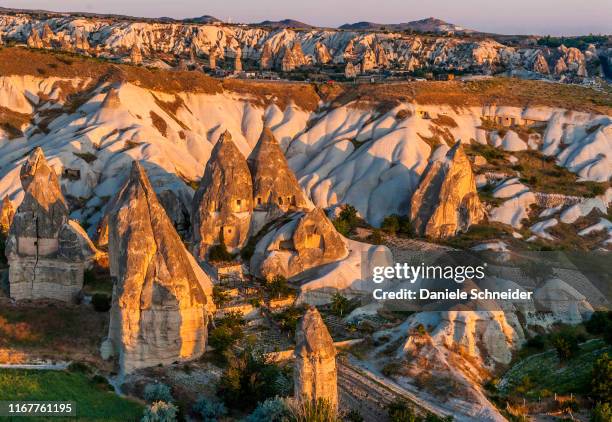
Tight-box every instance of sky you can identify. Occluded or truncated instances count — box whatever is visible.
[2,0,611,36]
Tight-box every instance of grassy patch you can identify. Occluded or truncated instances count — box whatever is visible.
[0,369,143,421]
[441,223,513,249]
[499,339,610,399]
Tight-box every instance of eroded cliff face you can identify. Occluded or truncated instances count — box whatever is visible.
[106,161,214,374]
[248,127,310,233]
[294,307,338,410]
[192,131,253,259]
[6,148,95,302]
[250,207,348,280]
[410,143,485,239]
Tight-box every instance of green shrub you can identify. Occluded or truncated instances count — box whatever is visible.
[245,397,292,422]
[591,353,611,403]
[333,204,359,236]
[591,402,612,422]
[585,311,612,339]
[218,348,290,411]
[192,397,227,422]
[267,275,291,299]
[381,215,400,235]
[388,399,418,422]
[330,293,354,317]
[208,243,233,262]
[550,329,580,361]
[289,398,338,422]
[367,229,384,245]
[344,409,365,422]
[141,401,178,422]
[143,383,174,404]
[91,293,111,312]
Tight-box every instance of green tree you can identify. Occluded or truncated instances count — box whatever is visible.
[268,275,291,299]
[550,328,580,361]
[591,353,612,403]
[330,293,351,317]
[591,402,612,422]
[388,400,418,422]
[381,215,400,235]
[141,401,177,422]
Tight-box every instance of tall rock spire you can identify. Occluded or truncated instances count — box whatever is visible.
[248,127,309,232]
[410,142,484,238]
[7,147,96,301]
[294,307,338,410]
[192,131,253,259]
[106,161,214,373]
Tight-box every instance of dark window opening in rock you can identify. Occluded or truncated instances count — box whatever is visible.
[278,197,283,205]
[290,195,296,206]
[279,239,294,250]
[62,168,81,180]
[237,199,242,207]
[257,197,262,205]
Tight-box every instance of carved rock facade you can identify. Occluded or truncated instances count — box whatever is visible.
[250,208,348,280]
[192,131,253,259]
[6,148,96,301]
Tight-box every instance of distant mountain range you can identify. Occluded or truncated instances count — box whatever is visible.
[256,19,315,29]
[339,17,474,33]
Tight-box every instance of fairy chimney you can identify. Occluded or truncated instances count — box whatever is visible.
[248,127,309,232]
[192,131,253,259]
[410,142,485,239]
[105,161,214,374]
[6,148,96,301]
[294,307,338,410]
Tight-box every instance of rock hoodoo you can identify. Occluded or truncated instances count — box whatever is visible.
[192,131,253,259]
[248,127,310,233]
[0,196,15,234]
[410,143,484,238]
[6,148,96,301]
[294,307,338,410]
[250,207,348,280]
[105,161,214,374]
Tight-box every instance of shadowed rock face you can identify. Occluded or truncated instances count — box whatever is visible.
[6,148,95,301]
[192,131,253,259]
[106,161,213,374]
[294,307,337,410]
[410,143,484,239]
[0,196,14,234]
[248,127,309,232]
[250,207,348,280]
[12,147,68,242]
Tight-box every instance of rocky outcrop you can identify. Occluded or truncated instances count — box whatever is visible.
[105,161,214,374]
[360,47,376,73]
[0,196,14,234]
[248,127,310,232]
[192,131,253,259]
[314,42,332,64]
[294,307,338,410]
[344,62,357,79]
[533,278,593,323]
[130,45,142,65]
[233,46,243,72]
[6,148,96,301]
[410,143,484,238]
[26,28,43,49]
[532,52,550,74]
[250,208,348,280]
[281,42,306,72]
[260,42,273,70]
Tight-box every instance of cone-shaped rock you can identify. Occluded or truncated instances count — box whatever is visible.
[192,131,253,259]
[6,147,95,301]
[248,127,309,232]
[294,307,338,410]
[250,207,347,280]
[0,196,15,234]
[106,161,214,374]
[410,143,484,239]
